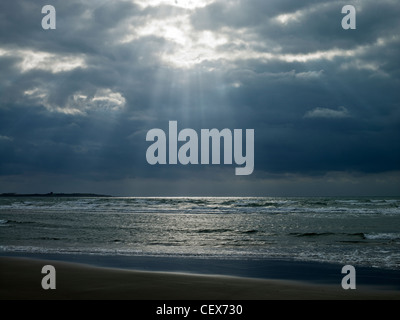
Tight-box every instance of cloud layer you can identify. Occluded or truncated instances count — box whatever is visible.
[0,0,399,195]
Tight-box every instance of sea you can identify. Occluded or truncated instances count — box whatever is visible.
[1,196,399,273]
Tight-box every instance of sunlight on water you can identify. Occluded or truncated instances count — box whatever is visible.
[0,196,399,269]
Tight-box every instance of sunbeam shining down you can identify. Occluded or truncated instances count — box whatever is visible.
[0,0,399,195]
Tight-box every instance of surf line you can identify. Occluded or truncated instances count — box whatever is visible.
[146,121,254,175]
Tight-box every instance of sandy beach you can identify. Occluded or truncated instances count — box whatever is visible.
[0,256,398,300]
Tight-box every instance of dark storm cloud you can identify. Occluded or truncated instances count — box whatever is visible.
[191,0,400,52]
[0,0,399,195]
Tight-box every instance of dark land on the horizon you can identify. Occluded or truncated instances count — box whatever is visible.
[0,192,112,197]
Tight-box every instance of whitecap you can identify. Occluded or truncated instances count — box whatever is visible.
[364,233,400,241]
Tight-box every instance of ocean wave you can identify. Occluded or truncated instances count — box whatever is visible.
[290,232,335,237]
[0,219,37,227]
[237,202,282,208]
[364,233,400,241]
[289,232,365,238]
[196,228,233,234]
[195,228,259,234]
[1,196,399,216]
[241,229,258,234]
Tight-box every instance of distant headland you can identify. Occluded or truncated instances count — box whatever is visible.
[0,192,112,197]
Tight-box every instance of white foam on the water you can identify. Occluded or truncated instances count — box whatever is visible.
[364,233,400,241]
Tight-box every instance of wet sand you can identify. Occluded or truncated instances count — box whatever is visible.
[1,257,398,300]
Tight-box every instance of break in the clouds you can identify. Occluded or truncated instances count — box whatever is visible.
[0,0,399,196]
[304,106,350,119]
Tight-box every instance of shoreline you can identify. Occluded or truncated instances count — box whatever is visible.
[1,255,399,300]
[2,252,400,288]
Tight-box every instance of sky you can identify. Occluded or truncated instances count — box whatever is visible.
[0,0,399,196]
